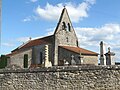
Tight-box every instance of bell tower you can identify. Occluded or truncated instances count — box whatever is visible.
[54,7,79,65]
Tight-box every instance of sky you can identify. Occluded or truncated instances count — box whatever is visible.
[1,0,120,62]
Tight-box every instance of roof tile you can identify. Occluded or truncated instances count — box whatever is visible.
[59,46,98,55]
[12,35,54,52]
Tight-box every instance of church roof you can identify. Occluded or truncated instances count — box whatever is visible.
[10,35,54,54]
[60,46,98,56]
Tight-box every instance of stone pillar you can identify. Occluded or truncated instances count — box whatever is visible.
[100,41,106,65]
[105,47,115,65]
[54,38,58,66]
[45,45,52,67]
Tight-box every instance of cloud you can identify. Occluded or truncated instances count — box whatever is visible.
[2,43,15,47]
[75,23,120,62]
[76,23,120,43]
[22,15,40,22]
[35,0,96,22]
[46,28,55,35]
[22,16,31,22]
[16,36,47,43]
[30,0,38,3]
[17,37,30,42]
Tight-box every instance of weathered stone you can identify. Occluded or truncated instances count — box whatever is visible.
[0,66,120,90]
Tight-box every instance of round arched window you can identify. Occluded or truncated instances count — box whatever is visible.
[62,22,66,30]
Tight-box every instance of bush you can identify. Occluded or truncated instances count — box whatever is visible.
[0,55,7,69]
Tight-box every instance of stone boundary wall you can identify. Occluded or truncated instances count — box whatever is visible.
[0,65,120,90]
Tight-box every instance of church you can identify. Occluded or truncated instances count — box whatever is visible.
[7,7,98,68]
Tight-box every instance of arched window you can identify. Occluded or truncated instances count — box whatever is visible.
[24,54,28,68]
[67,23,71,31]
[62,22,66,30]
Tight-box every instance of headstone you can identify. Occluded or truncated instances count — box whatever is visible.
[64,59,69,65]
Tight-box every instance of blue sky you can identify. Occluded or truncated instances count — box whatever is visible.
[1,0,120,62]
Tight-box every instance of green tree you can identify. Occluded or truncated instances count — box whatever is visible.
[0,55,8,69]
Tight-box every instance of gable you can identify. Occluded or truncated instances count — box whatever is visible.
[54,7,78,47]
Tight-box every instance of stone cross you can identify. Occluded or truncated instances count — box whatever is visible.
[108,47,110,52]
[29,37,32,40]
[105,47,115,65]
[71,55,74,60]
[71,55,76,65]
[79,52,83,59]
[79,52,83,64]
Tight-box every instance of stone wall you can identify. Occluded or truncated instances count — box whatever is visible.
[32,44,46,64]
[82,55,98,65]
[0,65,120,90]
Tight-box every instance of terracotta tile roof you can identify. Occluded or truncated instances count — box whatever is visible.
[6,35,54,56]
[59,46,98,55]
[12,35,54,52]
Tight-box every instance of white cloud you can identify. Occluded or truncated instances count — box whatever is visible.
[2,43,15,47]
[22,15,40,22]
[76,23,120,42]
[30,0,38,3]
[22,16,31,22]
[16,36,47,43]
[46,28,55,35]
[75,23,120,62]
[35,0,96,22]
[17,37,30,42]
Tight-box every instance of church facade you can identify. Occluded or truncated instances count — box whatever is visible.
[7,8,98,68]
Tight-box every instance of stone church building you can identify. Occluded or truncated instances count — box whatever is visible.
[7,7,98,68]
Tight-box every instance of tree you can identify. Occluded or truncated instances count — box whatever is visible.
[0,55,7,69]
